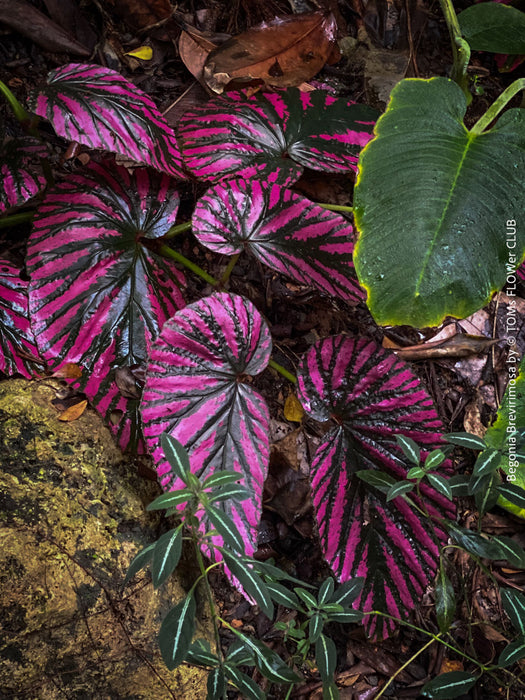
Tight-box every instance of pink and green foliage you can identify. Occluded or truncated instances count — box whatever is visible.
[297,336,455,638]
[141,292,272,555]
[26,159,186,448]
[178,88,376,184]
[0,138,48,213]
[0,260,41,377]
[29,63,185,179]
[192,178,365,303]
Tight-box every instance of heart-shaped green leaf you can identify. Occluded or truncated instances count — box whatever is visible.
[354,77,525,328]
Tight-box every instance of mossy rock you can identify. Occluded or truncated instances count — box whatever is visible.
[0,379,212,699]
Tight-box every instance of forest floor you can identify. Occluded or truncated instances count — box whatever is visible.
[1,0,525,698]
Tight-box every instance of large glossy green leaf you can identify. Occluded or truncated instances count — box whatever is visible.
[354,77,525,328]
[458,3,525,54]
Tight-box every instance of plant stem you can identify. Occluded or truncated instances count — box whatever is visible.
[317,203,353,213]
[438,0,471,101]
[0,211,34,229]
[374,635,439,698]
[0,80,31,123]
[190,526,226,696]
[220,253,240,285]
[268,359,297,384]
[164,221,192,239]
[155,242,219,286]
[471,79,525,134]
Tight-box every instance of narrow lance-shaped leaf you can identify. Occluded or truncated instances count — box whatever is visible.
[178,88,376,183]
[158,591,196,670]
[26,161,186,449]
[297,335,455,638]
[0,260,41,378]
[151,525,183,588]
[141,292,272,557]
[435,562,456,633]
[193,178,364,304]
[0,138,48,213]
[29,63,185,178]
[421,671,478,699]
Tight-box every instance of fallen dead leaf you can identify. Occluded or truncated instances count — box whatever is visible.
[178,27,220,81]
[202,11,338,94]
[439,658,463,673]
[284,393,304,423]
[389,334,502,361]
[58,399,88,422]
[51,362,83,379]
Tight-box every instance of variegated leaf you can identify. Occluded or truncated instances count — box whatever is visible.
[0,138,48,213]
[26,160,186,449]
[178,88,376,183]
[0,260,41,377]
[297,335,455,639]
[192,178,364,303]
[29,63,185,178]
[141,292,272,555]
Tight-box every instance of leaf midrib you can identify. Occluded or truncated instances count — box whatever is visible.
[414,130,475,297]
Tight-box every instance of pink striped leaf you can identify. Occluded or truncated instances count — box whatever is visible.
[0,260,41,378]
[0,138,48,213]
[29,63,185,178]
[178,88,376,183]
[141,292,272,555]
[192,178,364,303]
[297,336,455,639]
[26,160,186,449]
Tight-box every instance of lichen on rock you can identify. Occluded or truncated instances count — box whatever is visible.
[0,378,212,699]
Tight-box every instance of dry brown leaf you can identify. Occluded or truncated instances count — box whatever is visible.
[178,29,219,81]
[106,0,171,31]
[284,393,304,423]
[51,362,83,379]
[203,11,338,94]
[391,334,501,361]
[58,399,88,422]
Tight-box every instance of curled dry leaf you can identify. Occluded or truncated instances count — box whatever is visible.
[203,11,338,94]
[178,28,219,81]
[386,333,502,361]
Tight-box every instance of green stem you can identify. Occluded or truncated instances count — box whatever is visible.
[164,221,192,239]
[190,526,225,695]
[471,78,525,134]
[220,253,241,285]
[0,80,31,123]
[268,359,297,385]
[438,0,471,101]
[0,211,34,229]
[374,634,439,698]
[316,203,353,213]
[155,242,219,286]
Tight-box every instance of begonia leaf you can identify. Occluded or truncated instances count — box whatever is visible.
[192,178,364,303]
[0,138,48,213]
[26,160,186,449]
[178,88,376,183]
[29,63,185,178]
[141,292,272,556]
[297,335,455,638]
[0,260,41,378]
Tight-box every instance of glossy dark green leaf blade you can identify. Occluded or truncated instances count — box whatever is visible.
[221,551,273,618]
[329,579,365,608]
[161,432,191,483]
[224,664,265,700]
[206,504,245,553]
[158,591,196,670]
[492,536,525,568]
[444,433,487,450]
[458,3,525,54]
[186,639,219,667]
[386,481,415,502]
[426,473,453,501]
[265,582,301,610]
[309,613,324,643]
[496,482,525,510]
[318,578,336,605]
[354,77,525,327]
[147,489,193,511]
[395,435,421,465]
[207,667,226,699]
[447,523,504,560]
[435,563,456,633]
[152,526,183,587]
[498,638,525,668]
[123,543,155,586]
[315,634,337,683]
[421,671,478,698]
[234,635,301,684]
[501,588,525,635]
[472,448,501,478]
